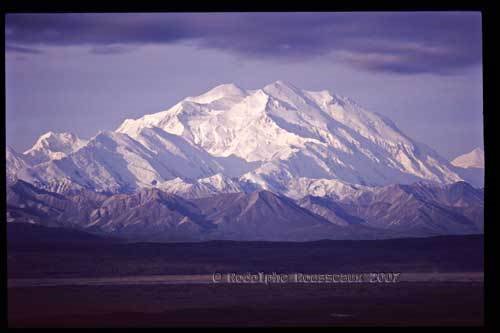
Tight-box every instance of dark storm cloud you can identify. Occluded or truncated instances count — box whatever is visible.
[5,12,482,75]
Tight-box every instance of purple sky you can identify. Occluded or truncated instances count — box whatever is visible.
[5,12,483,159]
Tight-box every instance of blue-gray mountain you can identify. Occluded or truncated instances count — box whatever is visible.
[7,179,482,241]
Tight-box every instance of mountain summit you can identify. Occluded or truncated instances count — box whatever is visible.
[451,147,484,169]
[23,131,87,165]
[9,81,466,196]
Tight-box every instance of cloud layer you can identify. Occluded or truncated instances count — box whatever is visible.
[6,12,482,75]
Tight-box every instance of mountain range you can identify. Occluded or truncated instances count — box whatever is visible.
[6,81,484,241]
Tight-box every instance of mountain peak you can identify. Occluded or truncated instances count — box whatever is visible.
[263,80,301,95]
[471,147,484,154]
[12,81,467,196]
[451,147,484,169]
[23,131,87,165]
[212,82,243,92]
[7,145,30,181]
[265,80,297,89]
[32,131,76,144]
[204,83,245,96]
[186,83,246,105]
[38,130,56,139]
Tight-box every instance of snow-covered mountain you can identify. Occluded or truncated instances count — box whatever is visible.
[23,131,87,165]
[157,174,243,199]
[8,81,466,198]
[6,146,30,183]
[116,81,462,192]
[451,148,484,169]
[449,148,484,188]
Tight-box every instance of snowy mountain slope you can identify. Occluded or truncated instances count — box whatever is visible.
[16,130,234,193]
[6,146,31,182]
[157,173,242,199]
[13,126,257,194]
[451,147,484,169]
[449,148,484,187]
[17,131,170,193]
[23,131,87,165]
[10,81,466,198]
[117,81,462,190]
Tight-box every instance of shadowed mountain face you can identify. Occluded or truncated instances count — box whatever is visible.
[7,180,483,242]
[7,180,108,229]
[191,191,357,241]
[298,195,367,227]
[6,182,357,241]
[308,182,484,237]
[85,188,211,241]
